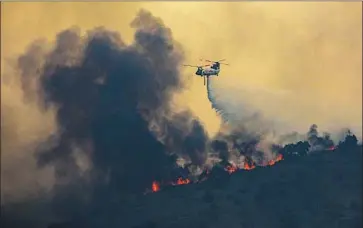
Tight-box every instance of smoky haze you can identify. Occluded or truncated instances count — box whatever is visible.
[143,2,362,138]
[4,2,361,138]
[1,2,362,227]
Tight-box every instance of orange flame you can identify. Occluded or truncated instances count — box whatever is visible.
[243,161,256,170]
[151,181,160,192]
[149,153,287,193]
[224,164,238,174]
[267,154,284,166]
[172,177,191,186]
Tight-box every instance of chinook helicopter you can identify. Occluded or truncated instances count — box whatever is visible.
[183,59,229,86]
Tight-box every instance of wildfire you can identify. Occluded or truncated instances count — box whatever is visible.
[267,154,284,166]
[243,161,256,170]
[151,181,160,192]
[225,164,238,174]
[172,177,191,185]
[146,145,341,194]
[149,153,286,193]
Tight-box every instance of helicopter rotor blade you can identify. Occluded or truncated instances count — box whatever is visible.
[200,58,227,63]
[183,64,198,67]
[200,58,213,63]
[220,63,229,65]
[183,64,210,68]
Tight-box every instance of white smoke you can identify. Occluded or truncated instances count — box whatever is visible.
[206,77,229,123]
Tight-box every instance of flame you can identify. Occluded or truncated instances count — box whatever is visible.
[243,161,256,170]
[267,154,284,166]
[224,164,238,174]
[151,181,160,192]
[172,177,191,185]
[149,153,287,193]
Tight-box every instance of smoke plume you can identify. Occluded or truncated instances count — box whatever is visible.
[1,9,210,223]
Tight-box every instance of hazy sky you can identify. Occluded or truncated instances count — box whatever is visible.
[1,1,362,205]
[2,2,362,137]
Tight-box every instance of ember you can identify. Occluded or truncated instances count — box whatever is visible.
[151,181,160,192]
[224,164,238,174]
[172,177,191,185]
[267,154,284,166]
[243,161,256,170]
[243,157,256,170]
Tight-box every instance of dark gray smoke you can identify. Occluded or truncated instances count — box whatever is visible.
[306,124,334,152]
[154,110,208,166]
[3,9,209,224]
[210,123,349,166]
[209,123,269,166]
[211,140,229,162]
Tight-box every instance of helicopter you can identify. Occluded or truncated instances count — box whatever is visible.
[183,59,229,86]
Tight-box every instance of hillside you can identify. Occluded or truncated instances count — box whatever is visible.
[41,145,361,228]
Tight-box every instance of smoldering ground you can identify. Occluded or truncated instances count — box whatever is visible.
[1,9,210,225]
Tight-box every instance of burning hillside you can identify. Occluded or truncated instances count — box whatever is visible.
[148,153,284,193]
[25,138,362,228]
[146,129,347,195]
[143,121,349,195]
[1,8,362,228]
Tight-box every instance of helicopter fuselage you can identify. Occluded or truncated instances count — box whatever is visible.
[184,59,227,86]
[195,67,220,77]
